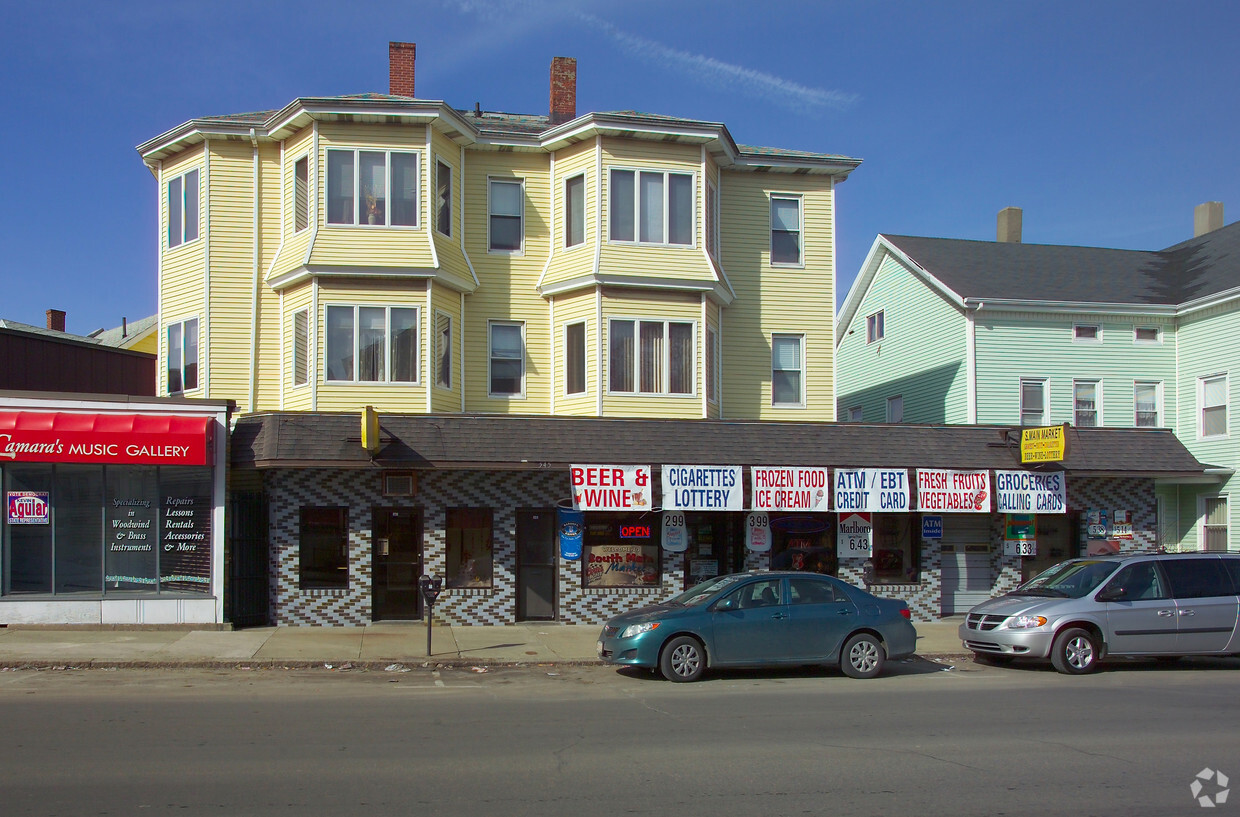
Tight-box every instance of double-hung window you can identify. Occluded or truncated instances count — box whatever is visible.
[327,149,418,227]
[565,322,586,395]
[1134,381,1160,427]
[1201,497,1229,552]
[293,156,309,233]
[770,195,802,266]
[565,174,585,248]
[866,311,885,344]
[771,333,804,407]
[1020,379,1047,425]
[1074,380,1100,427]
[609,169,693,245]
[325,305,418,383]
[489,179,523,252]
[436,160,452,236]
[166,318,199,394]
[1200,374,1228,438]
[886,395,904,423]
[489,322,525,397]
[292,309,309,387]
[435,312,452,389]
[1073,324,1102,343]
[609,319,694,395]
[167,168,199,248]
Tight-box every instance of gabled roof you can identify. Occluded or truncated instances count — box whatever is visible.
[87,314,158,349]
[839,219,1240,341]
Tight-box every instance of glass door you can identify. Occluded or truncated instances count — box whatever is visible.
[372,508,422,620]
[516,509,556,621]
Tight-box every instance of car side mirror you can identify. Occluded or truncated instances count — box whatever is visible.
[714,597,738,612]
[1096,586,1125,603]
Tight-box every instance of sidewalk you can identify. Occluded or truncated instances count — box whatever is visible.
[0,620,968,669]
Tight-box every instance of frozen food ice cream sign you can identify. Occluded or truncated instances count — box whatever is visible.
[7,491,50,525]
[750,467,830,512]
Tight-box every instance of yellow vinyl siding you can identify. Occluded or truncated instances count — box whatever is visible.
[553,289,597,415]
[204,139,260,410]
[430,281,461,413]
[314,279,429,413]
[430,131,471,286]
[307,123,439,274]
[541,139,596,288]
[719,172,835,421]
[706,300,721,419]
[271,126,315,280]
[159,146,207,397]
[253,141,284,411]
[463,151,551,414]
[281,282,314,412]
[600,289,702,418]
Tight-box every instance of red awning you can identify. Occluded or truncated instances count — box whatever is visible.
[0,412,214,466]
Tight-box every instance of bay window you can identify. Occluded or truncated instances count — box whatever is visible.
[167,168,199,248]
[167,318,199,394]
[327,148,418,227]
[325,305,418,383]
[609,169,694,246]
[608,319,694,395]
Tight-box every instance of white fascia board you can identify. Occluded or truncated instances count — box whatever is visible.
[539,273,733,303]
[137,121,259,161]
[963,298,1177,317]
[1176,286,1240,317]
[267,265,464,292]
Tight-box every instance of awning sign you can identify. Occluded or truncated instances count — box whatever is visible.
[7,491,49,525]
[916,469,991,513]
[833,468,909,512]
[661,465,743,511]
[994,470,1067,514]
[750,467,829,512]
[570,465,651,511]
[838,512,873,558]
[0,412,214,466]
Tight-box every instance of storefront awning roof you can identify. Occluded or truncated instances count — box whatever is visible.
[230,414,1214,479]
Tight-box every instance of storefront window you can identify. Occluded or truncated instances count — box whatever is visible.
[872,513,920,584]
[105,466,158,591]
[158,468,213,592]
[57,465,103,592]
[583,514,661,588]
[299,507,349,589]
[446,508,493,588]
[683,514,741,588]
[769,514,836,575]
[5,464,53,593]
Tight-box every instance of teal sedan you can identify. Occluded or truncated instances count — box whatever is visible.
[596,571,917,682]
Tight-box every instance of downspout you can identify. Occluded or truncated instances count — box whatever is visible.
[203,138,211,396]
[701,293,708,418]
[966,301,982,424]
[311,278,319,411]
[594,135,603,416]
[550,296,556,414]
[828,175,836,420]
[155,159,164,395]
[460,291,465,412]
[595,286,603,416]
[248,128,260,414]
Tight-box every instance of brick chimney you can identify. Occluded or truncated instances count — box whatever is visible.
[389,42,416,97]
[550,56,577,125]
[46,309,66,333]
[1194,201,1224,237]
[997,206,1022,243]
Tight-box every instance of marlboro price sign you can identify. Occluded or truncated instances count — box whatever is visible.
[916,469,991,513]
[838,512,872,558]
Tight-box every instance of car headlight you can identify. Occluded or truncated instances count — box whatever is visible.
[1006,615,1048,629]
[621,622,660,639]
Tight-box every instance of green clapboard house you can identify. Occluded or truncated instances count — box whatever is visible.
[836,204,1237,555]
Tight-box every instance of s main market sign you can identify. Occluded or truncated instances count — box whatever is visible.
[0,412,214,466]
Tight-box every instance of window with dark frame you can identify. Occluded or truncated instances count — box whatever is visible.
[446,508,494,588]
[299,507,349,589]
[167,318,199,394]
[566,321,586,395]
[167,168,199,248]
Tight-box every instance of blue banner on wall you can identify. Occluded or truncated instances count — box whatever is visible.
[558,507,584,561]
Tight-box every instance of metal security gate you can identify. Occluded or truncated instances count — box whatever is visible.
[227,491,270,628]
[940,515,994,616]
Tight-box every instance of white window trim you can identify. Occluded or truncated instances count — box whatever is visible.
[1073,379,1103,427]
[325,147,421,229]
[1019,377,1049,426]
[1072,323,1103,344]
[706,178,720,260]
[606,317,699,397]
[1198,373,1230,439]
[564,320,588,397]
[1133,324,1162,345]
[769,193,804,269]
[706,324,719,405]
[166,167,200,250]
[434,309,453,390]
[291,308,310,388]
[165,315,201,395]
[1198,494,1229,553]
[771,332,806,408]
[488,320,527,399]
[292,154,310,235]
[564,172,587,250]
[886,395,903,423]
[866,310,885,345]
[1133,380,1162,428]
[848,406,863,422]
[606,167,697,248]
[323,304,420,385]
[435,157,453,238]
[487,176,525,255]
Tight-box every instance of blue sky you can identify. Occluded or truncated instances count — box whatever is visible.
[3,0,1238,335]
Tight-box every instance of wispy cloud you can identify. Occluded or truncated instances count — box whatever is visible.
[441,0,858,114]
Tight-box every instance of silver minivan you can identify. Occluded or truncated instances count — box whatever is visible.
[959,553,1240,674]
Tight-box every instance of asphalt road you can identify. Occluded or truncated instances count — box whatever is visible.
[1,656,1236,816]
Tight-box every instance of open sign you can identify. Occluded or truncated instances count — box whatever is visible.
[7,491,50,525]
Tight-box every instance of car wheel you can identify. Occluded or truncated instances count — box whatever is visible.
[973,653,1015,666]
[1050,627,1100,675]
[659,636,705,682]
[841,633,886,679]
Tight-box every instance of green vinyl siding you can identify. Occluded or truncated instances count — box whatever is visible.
[974,313,1178,427]
[835,252,968,424]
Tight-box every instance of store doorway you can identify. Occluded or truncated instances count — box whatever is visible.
[1021,513,1077,583]
[372,508,422,620]
[516,509,557,621]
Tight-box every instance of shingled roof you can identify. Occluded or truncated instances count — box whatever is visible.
[232,413,1213,477]
[881,219,1240,307]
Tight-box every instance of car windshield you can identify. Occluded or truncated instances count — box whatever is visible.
[1015,560,1119,599]
[666,574,747,606]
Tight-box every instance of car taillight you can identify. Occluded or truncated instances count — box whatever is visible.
[900,609,911,620]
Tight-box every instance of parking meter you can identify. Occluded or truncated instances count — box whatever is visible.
[418,574,442,657]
